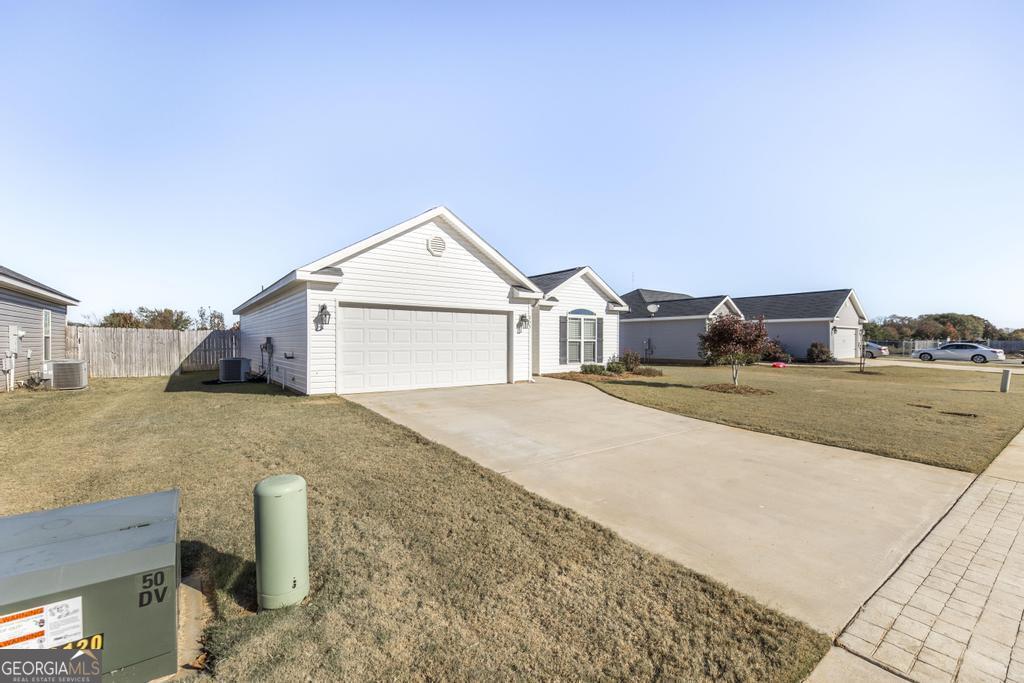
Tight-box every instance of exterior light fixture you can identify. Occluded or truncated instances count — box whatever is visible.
[314,304,331,331]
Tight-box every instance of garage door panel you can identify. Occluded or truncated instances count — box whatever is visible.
[338,305,508,393]
[833,329,857,359]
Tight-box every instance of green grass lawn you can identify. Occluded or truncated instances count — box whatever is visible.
[0,373,827,681]
[574,364,1024,473]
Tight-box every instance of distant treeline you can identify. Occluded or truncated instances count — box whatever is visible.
[864,313,1024,342]
[74,306,238,332]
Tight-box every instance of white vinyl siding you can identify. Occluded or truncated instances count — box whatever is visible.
[307,284,337,395]
[244,218,533,395]
[308,220,531,393]
[536,273,619,374]
[239,287,308,393]
[0,289,67,391]
[330,220,524,311]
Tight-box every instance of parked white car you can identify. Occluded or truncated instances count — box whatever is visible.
[863,342,889,358]
[912,343,1006,364]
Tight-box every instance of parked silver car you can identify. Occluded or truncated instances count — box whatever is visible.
[863,342,889,358]
[912,343,1006,364]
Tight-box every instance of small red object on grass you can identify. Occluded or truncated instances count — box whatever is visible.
[771,362,787,368]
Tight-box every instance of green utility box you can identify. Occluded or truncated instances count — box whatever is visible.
[0,490,179,681]
[254,474,309,610]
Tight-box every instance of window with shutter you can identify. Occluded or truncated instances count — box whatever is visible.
[566,315,597,364]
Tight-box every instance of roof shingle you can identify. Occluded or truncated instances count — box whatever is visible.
[732,289,853,320]
[0,265,78,303]
[528,267,585,294]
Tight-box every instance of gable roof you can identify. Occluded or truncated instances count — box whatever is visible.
[732,289,865,321]
[622,293,739,320]
[0,265,78,305]
[235,206,542,314]
[528,267,585,295]
[528,266,628,310]
[623,288,694,303]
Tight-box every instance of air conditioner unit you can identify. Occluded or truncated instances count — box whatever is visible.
[50,359,89,390]
[219,357,251,383]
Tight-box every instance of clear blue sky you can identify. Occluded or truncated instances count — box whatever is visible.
[2,2,1021,327]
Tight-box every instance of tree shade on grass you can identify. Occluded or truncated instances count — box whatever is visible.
[0,373,829,681]
[576,364,1024,473]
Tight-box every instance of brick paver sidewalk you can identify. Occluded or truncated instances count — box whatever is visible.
[840,474,1024,682]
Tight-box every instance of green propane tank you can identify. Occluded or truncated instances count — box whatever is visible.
[254,474,309,609]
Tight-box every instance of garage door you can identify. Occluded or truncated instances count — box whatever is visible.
[337,306,508,393]
[833,328,858,359]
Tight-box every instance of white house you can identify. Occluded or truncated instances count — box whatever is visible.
[528,267,629,374]
[234,207,626,394]
[618,289,743,361]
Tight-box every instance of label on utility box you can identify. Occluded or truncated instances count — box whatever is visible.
[0,597,83,649]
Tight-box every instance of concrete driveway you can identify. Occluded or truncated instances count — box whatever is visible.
[350,378,973,634]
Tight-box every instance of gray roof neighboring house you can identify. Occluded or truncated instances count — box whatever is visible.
[628,288,694,303]
[732,289,856,321]
[528,267,585,295]
[621,292,733,320]
[0,265,78,304]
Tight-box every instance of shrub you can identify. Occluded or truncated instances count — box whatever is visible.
[620,350,642,372]
[698,315,771,385]
[606,361,626,375]
[806,342,833,363]
[580,364,606,375]
[633,366,663,377]
[762,340,792,363]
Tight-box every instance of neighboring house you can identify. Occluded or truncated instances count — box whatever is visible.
[234,207,625,395]
[0,266,79,392]
[619,289,743,361]
[731,289,867,360]
[528,267,629,374]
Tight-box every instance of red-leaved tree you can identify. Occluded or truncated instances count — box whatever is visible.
[699,315,771,386]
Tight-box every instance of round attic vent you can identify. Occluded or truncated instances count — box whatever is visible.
[426,235,446,257]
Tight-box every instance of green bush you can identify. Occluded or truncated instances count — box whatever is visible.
[620,350,642,372]
[806,342,833,363]
[580,364,607,375]
[633,366,664,377]
[606,361,626,374]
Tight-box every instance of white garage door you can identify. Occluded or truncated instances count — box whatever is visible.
[833,328,858,359]
[337,306,508,393]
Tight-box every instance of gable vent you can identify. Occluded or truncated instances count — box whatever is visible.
[426,235,446,257]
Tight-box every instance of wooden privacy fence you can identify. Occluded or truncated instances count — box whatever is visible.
[65,327,240,377]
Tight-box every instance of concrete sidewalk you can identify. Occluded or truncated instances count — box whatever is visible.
[351,378,972,635]
[838,429,1024,682]
[867,358,1024,375]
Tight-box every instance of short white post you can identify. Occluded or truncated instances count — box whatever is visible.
[1002,369,1012,393]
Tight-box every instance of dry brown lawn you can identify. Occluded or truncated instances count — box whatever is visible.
[0,373,828,681]
[570,364,1024,473]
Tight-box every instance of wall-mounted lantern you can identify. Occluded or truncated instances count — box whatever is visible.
[517,313,531,332]
[314,304,331,331]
